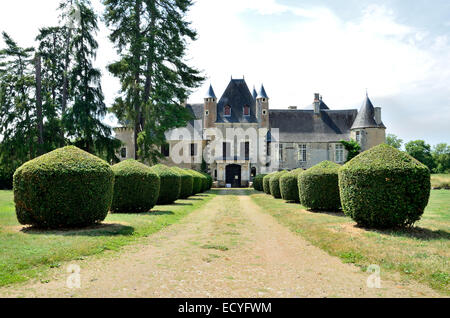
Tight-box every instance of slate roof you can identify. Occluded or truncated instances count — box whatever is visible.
[269,109,358,142]
[351,95,385,129]
[303,100,330,111]
[205,84,217,99]
[257,84,269,99]
[216,79,258,123]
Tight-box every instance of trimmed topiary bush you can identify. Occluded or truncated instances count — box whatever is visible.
[339,144,431,228]
[111,160,160,213]
[269,170,288,199]
[185,169,203,195]
[280,168,303,202]
[172,167,194,199]
[201,172,213,191]
[150,164,181,204]
[263,173,275,194]
[13,146,114,229]
[298,161,341,211]
[253,174,267,191]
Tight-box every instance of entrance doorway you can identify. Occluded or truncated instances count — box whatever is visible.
[226,164,241,188]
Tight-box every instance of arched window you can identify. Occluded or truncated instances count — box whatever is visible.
[244,105,250,116]
[224,105,231,117]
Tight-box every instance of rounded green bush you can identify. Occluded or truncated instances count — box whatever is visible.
[111,160,160,213]
[253,174,267,191]
[150,164,181,204]
[280,169,303,202]
[185,169,203,194]
[201,172,213,191]
[298,161,341,211]
[13,146,114,229]
[269,171,288,199]
[263,173,275,194]
[339,144,431,228]
[171,167,194,199]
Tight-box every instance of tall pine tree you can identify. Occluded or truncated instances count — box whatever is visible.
[63,0,120,161]
[103,0,204,162]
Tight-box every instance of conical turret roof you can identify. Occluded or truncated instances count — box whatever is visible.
[205,84,216,99]
[351,95,379,129]
[257,84,269,99]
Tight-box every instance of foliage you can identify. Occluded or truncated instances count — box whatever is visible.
[339,144,430,228]
[252,174,267,191]
[263,173,275,195]
[386,133,403,150]
[63,1,120,161]
[405,140,435,171]
[201,172,213,191]
[340,139,361,162]
[103,0,204,162]
[111,159,160,213]
[150,164,181,204]
[298,161,341,211]
[0,167,14,190]
[171,166,194,199]
[280,169,303,202]
[185,169,205,195]
[269,171,288,199]
[13,146,114,228]
[432,143,450,174]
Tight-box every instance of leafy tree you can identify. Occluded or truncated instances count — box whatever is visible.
[0,32,36,172]
[386,133,403,150]
[432,143,450,173]
[63,0,120,161]
[103,0,204,163]
[340,139,361,162]
[405,140,435,171]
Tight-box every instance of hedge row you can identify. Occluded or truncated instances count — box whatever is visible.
[253,174,266,191]
[252,144,431,229]
[13,146,212,229]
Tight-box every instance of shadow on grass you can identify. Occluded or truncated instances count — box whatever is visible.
[21,223,135,237]
[171,202,193,206]
[307,209,348,218]
[360,225,450,241]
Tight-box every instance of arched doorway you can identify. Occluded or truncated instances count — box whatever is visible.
[226,164,241,188]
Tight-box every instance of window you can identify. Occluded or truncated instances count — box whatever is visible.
[214,169,217,180]
[298,144,307,162]
[120,147,127,159]
[244,141,250,160]
[161,144,170,157]
[224,105,231,117]
[190,143,197,156]
[355,131,361,143]
[223,142,231,159]
[267,141,271,156]
[205,110,209,116]
[335,144,344,163]
[279,144,284,162]
[262,109,267,116]
[244,105,250,116]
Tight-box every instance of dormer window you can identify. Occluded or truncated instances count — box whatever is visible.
[244,105,250,116]
[224,105,231,117]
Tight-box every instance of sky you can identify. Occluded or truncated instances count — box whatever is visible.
[0,0,449,146]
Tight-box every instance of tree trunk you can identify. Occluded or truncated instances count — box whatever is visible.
[133,0,143,160]
[35,54,44,153]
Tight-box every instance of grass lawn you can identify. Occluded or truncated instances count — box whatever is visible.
[251,189,450,295]
[0,190,215,287]
[431,174,450,189]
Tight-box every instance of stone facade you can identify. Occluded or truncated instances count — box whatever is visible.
[114,78,386,187]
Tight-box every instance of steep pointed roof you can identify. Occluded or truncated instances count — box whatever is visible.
[257,84,269,99]
[351,95,379,129]
[216,78,257,123]
[252,86,258,100]
[205,84,216,99]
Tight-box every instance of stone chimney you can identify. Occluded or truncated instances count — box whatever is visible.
[314,93,320,115]
[374,107,382,125]
[288,106,297,110]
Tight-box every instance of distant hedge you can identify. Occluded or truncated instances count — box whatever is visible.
[263,173,275,194]
[150,164,181,204]
[185,169,203,195]
[111,160,160,213]
[298,161,341,211]
[280,168,303,202]
[269,171,288,199]
[253,174,267,191]
[339,144,431,228]
[171,167,194,199]
[13,146,114,229]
